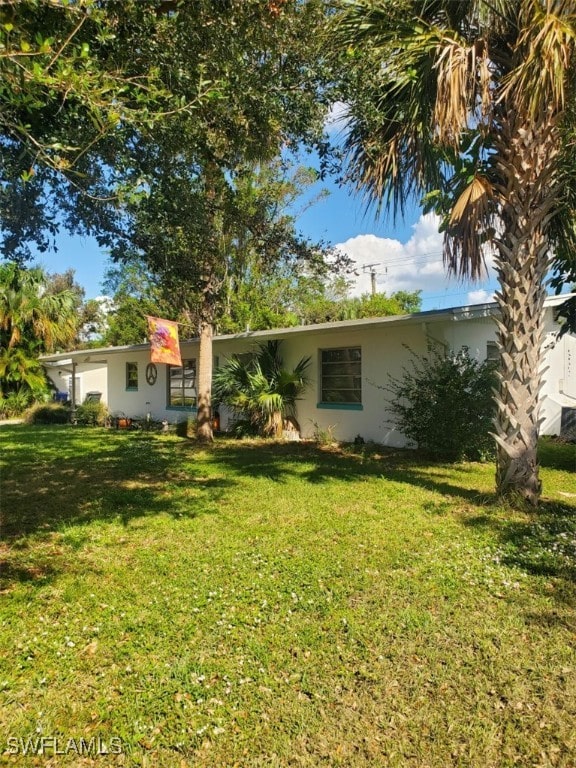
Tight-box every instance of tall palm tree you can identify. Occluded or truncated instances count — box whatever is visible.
[0,264,78,406]
[0,264,77,352]
[332,0,576,505]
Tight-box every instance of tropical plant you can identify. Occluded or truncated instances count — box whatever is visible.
[332,0,576,504]
[0,264,78,353]
[0,264,78,408]
[385,346,497,461]
[0,347,48,398]
[0,389,35,418]
[213,341,311,437]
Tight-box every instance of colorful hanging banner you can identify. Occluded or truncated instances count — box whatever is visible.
[146,315,182,367]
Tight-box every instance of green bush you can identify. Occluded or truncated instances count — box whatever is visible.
[74,401,108,426]
[24,402,71,425]
[386,345,497,461]
[0,390,35,418]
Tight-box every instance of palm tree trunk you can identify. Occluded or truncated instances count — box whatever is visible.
[493,111,559,505]
[196,318,214,442]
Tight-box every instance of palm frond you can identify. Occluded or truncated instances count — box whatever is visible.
[500,0,576,117]
[445,174,496,280]
[434,34,492,144]
[213,341,310,437]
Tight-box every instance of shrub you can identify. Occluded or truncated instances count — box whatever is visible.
[386,345,497,461]
[0,390,34,418]
[24,402,71,425]
[74,401,108,426]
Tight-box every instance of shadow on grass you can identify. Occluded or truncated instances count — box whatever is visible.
[462,500,576,599]
[1,427,234,589]
[206,439,488,503]
[2,428,233,537]
[207,439,576,601]
[1,427,573,598]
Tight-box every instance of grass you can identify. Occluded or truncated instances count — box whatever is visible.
[0,426,575,767]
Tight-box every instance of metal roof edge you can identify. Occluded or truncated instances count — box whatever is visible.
[39,293,575,362]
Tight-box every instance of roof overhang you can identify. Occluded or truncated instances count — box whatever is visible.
[39,293,574,364]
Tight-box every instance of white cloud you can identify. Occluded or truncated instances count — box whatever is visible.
[466,288,495,305]
[334,213,497,307]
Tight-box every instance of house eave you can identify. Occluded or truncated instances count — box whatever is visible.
[38,293,575,363]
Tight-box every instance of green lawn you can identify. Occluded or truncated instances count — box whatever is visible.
[1,426,575,767]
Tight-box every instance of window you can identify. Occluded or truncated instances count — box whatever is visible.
[168,359,197,408]
[319,347,362,407]
[126,362,138,390]
[486,341,499,363]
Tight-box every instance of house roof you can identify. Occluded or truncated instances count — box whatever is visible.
[39,293,574,364]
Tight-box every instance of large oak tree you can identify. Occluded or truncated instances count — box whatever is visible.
[107,0,341,441]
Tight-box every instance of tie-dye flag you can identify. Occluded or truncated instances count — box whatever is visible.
[146,316,182,367]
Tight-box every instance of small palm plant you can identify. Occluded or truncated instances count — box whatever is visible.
[213,340,310,437]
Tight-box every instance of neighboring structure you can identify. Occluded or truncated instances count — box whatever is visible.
[41,295,576,445]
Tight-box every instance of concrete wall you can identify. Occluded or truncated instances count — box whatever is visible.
[266,323,428,445]
[106,348,169,420]
[104,322,429,445]
[432,305,575,437]
[539,331,576,435]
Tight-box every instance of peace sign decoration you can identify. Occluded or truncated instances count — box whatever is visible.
[145,363,158,386]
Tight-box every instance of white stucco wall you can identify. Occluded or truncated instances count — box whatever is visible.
[106,348,185,421]
[103,323,429,445]
[539,331,576,435]
[427,306,576,437]
[260,323,428,445]
[48,297,575,443]
[45,362,108,405]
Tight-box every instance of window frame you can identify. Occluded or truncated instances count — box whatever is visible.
[166,358,197,411]
[125,362,138,391]
[317,346,363,411]
[486,341,499,363]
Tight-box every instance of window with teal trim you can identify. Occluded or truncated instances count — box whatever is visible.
[126,362,138,390]
[168,359,197,408]
[320,347,362,405]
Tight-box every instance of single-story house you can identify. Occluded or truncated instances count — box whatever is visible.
[40,294,576,445]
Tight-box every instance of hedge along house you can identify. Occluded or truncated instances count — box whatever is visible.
[40,294,576,445]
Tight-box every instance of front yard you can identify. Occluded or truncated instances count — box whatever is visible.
[1,426,575,766]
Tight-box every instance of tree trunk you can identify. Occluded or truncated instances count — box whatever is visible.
[493,111,559,505]
[195,160,225,443]
[196,318,214,442]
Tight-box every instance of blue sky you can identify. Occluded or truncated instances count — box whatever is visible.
[34,179,499,313]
